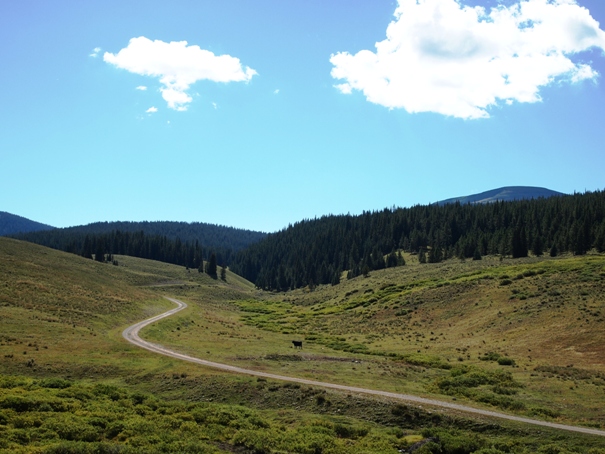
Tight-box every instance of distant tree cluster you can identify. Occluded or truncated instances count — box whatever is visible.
[17,229,223,271]
[13,221,267,268]
[230,190,605,291]
[48,220,266,252]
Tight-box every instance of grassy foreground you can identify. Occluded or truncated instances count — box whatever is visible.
[1,237,605,453]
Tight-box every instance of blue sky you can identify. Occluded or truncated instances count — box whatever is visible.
[1,0,604,233]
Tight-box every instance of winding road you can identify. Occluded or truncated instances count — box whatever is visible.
[123,297,605,437]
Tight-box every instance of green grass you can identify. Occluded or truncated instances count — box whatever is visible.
[2,238,605,452]
[143,253,605,426]
[3,373,605,454]
[0,374,415,453]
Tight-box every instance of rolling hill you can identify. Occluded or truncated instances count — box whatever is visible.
[436,186,565,205]
[2,237,605,452]
[0,211,54,236]
[11,219,268,268]
[231,190,605,291]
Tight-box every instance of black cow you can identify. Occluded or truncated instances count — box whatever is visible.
[292,340,303,349]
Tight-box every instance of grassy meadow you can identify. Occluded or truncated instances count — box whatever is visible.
[2,237,605,453]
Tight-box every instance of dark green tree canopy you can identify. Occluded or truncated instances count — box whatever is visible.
[231,190,605,290]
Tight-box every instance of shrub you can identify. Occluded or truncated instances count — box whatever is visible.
[37,378,72,389]
[42,441,123,454]
[334,423,369,439]
[492,385,517,396]
[497,357,515,366]
[530,407,561,418]
[480,352,501,362]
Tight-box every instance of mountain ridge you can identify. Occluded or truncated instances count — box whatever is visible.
[0,211,54,236]
[436,186,565,206]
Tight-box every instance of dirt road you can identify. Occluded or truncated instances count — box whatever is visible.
[123,297,605,437]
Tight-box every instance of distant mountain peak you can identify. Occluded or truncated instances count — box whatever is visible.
[436,186,565,206]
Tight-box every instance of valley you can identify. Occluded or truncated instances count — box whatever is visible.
[2,237,605,452]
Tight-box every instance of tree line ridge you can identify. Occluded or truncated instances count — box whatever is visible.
[229,190,605,291]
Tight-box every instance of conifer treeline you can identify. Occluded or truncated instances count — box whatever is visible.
[230,191,605,291]
[50,221,266,252]
[15,230,230,269]
[13,221,267,268]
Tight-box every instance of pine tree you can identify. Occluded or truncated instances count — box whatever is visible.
[277,265,288,291]
[511,225,528,258]
[531,234,543,257]
[206,253,218,279]
[595,222,605,253]
[94,241,105,262]
[220,264,227,281]
[397,251,406,266]
[386,251,398,268]
[572,218,590,255]
[362,263,370,277]
[550,243,558,257]
[418,249,427,264]
[331,270,341,286]
[81,235,93,260]
[428,245,442,263]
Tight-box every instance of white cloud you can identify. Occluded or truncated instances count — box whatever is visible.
[212,102,218,109]
[273,89,280,94]
[89,47,101,58]
[104,36,257,111]
[136,85,148,91]
[330,0,605,119]
[146,106,158,113]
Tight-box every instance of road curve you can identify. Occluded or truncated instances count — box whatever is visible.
[123,297,605,438]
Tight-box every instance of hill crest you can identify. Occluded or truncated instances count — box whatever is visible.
[435,186,565,206]
[0,211,54,236]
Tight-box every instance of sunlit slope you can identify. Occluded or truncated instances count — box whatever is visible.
[278,255,605,370]
[259,255,605,425]
[0,237,254,378]
[144,253,605,426]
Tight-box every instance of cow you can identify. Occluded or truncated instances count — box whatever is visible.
[292,340,303,349]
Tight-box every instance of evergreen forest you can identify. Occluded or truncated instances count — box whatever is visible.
[12,221,266,269]
[230,190,605,291]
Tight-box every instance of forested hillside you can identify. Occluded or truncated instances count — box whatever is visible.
[231,190,605,291]
[13,221,266,268]
[0,211,54,236]
[51,221,267,250]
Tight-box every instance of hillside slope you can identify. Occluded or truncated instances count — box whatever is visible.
[0,211,54,236]
[2,238,605,452]
[0,237,254,379]
[12,220,268,268]
[226,254,605,427]
[55,220,267,250]
[231,190,605,290]
[436,186,565,205]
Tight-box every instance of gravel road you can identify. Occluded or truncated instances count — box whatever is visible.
[123,297,605,437]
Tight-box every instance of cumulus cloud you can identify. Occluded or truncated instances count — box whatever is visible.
[146,106,158,113]
[104,36,257,111]
[136,85,147,91]
[89,47,101,58]
[330,0,605,119]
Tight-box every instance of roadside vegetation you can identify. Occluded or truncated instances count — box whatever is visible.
[2,237,605,452]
